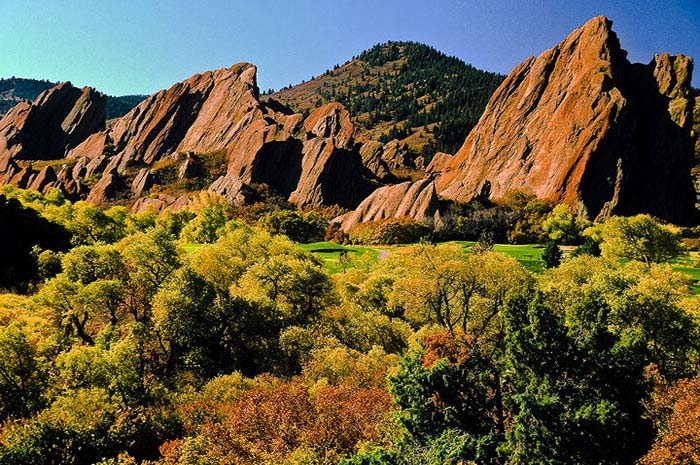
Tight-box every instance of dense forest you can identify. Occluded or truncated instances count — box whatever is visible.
[0,185,698,465]
[0,77,146,119]
[270,42,504,157]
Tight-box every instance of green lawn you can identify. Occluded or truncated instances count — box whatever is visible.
[670,254,700,294]
[298,240,548,274]
[298,242,380,273]
[446,241,546,272]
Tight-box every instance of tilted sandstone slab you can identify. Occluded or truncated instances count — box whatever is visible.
[429,16,696,223]
[70,64,264,166]
[214,101,371,209]
[360,139,415,182]
[333,179,442,232]
[0,82,105,171]
[62,66,373,208]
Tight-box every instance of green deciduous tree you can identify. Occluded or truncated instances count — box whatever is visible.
[117,228,181,323]
[384,244,531,339]
[180,204,227,244]
[592,214,683,266]
[542,204,589,245]
[259,209,329,243]
[0,324,47,420]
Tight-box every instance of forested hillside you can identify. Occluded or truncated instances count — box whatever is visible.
[270,41,504,157]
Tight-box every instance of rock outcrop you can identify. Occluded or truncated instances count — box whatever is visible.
[360,139,415,182]
[29,66,375,208]
[429,16,697,223]
[70,64,263,165]
[208,101,371,208]
[0,82,105,168]
[333,179,443,232]
[691,96,700,202]
[286,103,370,207]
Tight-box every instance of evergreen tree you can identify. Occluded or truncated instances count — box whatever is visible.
[542,240,562,268]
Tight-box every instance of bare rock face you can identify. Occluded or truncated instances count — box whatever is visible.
[208,175,252,206]
[429,16,697,223]
[28,166,57,192]
[61,64,372,208]
[333,179,442,232]
[691,96,700,201]
[359,141,389,180]
[303,102,354,148]
[287,104,370,208]
[222,107,304,198]
[288,137,368,208]
[216,99,370,209]
[0,63,379,209]
[381,140,412,171]
[0,82,105,163]
[130,194,190,214]
[86,169,122,205]
[131,168,153,196]
[360,139,416,182]
[70,64,262,166]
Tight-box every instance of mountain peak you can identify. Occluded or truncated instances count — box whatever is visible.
[269,41,504,156]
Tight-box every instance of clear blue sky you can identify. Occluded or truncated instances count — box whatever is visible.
[0,0,698,96]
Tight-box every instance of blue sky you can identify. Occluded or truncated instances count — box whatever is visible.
[0,0,698,96]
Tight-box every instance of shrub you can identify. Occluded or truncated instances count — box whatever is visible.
[260,210,329,243]
[348,217,431,245]
[572,236,601,257]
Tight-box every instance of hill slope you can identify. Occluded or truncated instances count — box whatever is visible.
[0,77,146,119]
[269,41,504,157]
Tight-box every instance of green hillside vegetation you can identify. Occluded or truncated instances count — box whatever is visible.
[0,186,699,465]
[105,94,147,119]
[269,41,504,157]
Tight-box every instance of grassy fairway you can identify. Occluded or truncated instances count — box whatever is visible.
[446,241,546,272]
[297,242,380,273]
[671,253,700,294]
[298,240,548,274]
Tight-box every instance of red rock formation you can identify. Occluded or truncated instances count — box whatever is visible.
[360,139,415,182]
[333,179,442,232]
[70,64,262,165]
[0,83,105,165]
[303,102,354,148]
[130,194,189,214]
[282,103,369,208]
[288,137,368,208]
[59,66,371,208]
[28,166,57,192]
[85,168,122,205]
[214,101,369,209]
[429,16,697,223]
